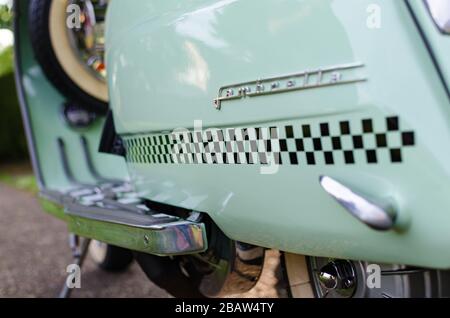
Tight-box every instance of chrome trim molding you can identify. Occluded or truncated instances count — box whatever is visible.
[41,183,208,256]
[214,62,367,110]
[13,0,45,188]
[319,176,396,231]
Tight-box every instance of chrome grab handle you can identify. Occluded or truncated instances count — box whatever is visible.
[424,0,450,34]
[319,176,396,231]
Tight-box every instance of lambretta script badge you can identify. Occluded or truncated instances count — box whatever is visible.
[213,62,367,110]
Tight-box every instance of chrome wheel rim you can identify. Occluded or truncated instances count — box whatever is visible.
[308,257,433,298]
[67,0,108,81]
[89,240,108,264]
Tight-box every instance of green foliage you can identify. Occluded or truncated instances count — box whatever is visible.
[0,5,12,29]
[0,45,13,76]
[0,47,29,163]
[0,5,30,163]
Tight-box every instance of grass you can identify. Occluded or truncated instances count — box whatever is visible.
[0,173,37,193]
[0,163,38,194]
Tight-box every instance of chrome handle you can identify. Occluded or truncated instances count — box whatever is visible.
[424,0,450,34]
[319,176,395,231]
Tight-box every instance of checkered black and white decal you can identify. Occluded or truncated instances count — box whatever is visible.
[123,116,415,166]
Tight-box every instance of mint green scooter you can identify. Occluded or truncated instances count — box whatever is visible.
[14,0,450,298]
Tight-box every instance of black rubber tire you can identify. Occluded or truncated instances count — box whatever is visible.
[133,252,205,298]
[95,245,133,272]
[28,0,108,114]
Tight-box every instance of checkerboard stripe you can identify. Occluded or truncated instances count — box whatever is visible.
[123,116,415,166]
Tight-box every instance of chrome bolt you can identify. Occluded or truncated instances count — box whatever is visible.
[144,234,150,245]
[318,264,338,289]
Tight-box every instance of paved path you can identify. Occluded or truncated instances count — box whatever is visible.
[0,183,285,298]
[0,183,171,298]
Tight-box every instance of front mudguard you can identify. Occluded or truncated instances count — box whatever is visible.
[105,0,450,269]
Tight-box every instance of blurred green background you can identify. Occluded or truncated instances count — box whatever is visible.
[0,1,29,164]
[1,1,33,191]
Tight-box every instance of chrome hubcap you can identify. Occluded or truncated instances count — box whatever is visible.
[317,260,357,297]
[307,257,444,298]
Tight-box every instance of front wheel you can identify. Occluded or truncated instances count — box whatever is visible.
[89,241,133,272]
[134,218,265,298]
[283,253,450,298]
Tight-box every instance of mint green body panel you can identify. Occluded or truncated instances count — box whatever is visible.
[408,0,450,91]
[106,0,450,268]
[15,0,129,191]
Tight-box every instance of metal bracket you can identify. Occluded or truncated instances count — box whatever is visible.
[58,234,91,298]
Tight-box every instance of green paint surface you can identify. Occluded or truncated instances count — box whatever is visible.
[105,0,450,268]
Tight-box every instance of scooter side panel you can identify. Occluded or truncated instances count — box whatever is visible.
[106,0,450,268]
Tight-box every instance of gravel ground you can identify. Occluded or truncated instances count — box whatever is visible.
[0,183,286,298]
